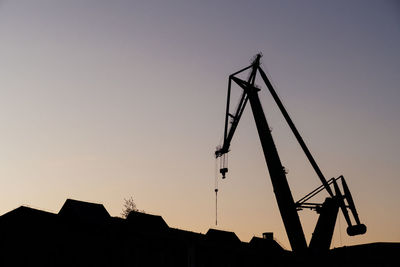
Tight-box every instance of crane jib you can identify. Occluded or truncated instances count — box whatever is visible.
[214,54,366,253]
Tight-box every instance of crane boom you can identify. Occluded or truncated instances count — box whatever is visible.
[216,55,307,252]
[215,54,366,253]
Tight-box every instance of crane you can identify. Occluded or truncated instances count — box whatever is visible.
[215,54,366,253]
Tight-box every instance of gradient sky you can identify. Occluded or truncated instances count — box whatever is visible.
[0,0,399,249]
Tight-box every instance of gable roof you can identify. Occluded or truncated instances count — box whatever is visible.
[127,211,169,231]
[0,206,56,222]
[58,199,110,222]
[249,236,284,252]
[206,228,241,245]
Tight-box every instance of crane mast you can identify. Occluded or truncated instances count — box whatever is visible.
[215,54,366,253]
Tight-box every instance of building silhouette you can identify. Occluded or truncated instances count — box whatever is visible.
[0,199,398,266]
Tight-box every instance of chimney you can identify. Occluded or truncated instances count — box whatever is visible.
[262,232,273,240]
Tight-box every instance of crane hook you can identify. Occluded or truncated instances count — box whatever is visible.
[219,153,228,179]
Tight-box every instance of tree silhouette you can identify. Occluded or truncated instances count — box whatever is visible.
[121,197,138,218]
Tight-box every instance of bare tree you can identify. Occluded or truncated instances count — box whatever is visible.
[121,197,138,218]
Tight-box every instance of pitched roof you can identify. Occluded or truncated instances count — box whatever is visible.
[127,211,169,231]
[0,206,56,223]
[206,228,241,245]
[58,199,110,222]
[249,236,284,252]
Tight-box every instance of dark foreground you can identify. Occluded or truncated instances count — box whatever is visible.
[0,199,398,266]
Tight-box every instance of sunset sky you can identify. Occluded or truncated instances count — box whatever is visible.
[0,0,399,249]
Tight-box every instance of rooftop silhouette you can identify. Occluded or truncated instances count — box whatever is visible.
[0,198,398,266]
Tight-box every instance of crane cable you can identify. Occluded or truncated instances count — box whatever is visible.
[214,152,228,225]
